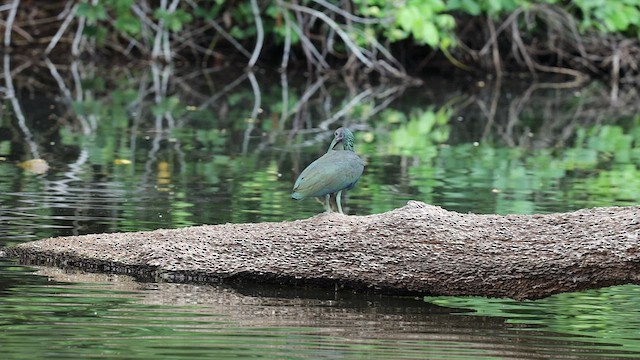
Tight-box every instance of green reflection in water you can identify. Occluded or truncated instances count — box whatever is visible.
[0,262,490,360]
[425,285,640,357]
[4,259,633,360]
[1,116,639,243]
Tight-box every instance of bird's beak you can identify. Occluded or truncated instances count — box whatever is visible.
[328,137,340,151]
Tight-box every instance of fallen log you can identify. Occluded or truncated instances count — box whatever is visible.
[3,201,640,299]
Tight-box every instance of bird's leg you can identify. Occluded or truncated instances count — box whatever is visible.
[325,194,332,212]
[336,190,344,214]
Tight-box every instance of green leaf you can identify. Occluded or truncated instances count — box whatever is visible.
[77,2,108,22]
[115,15,141,35]
[421,21,440,47]
[396,7,415,32]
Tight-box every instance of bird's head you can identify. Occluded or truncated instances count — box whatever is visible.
[328,127,355,151]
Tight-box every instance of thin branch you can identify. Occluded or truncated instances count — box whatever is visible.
[311,0,392,25]
[611,45,620,104]
[164,0,181,62]
[152,0,167,60]
[44,58,72,99]
[72,11,86,56]
[279,1,374,69]
[280,9,292,69]
[479,9,522,56]
[289,19,330,69]
[184,0,252,58]
[487,16,502,79]
[3,0,20,47]
[45,2,78,55]
[248,0,264,68]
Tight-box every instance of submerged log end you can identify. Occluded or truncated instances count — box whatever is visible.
[4,202,640,300]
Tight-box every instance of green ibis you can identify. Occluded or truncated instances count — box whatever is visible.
[291,127,364,214]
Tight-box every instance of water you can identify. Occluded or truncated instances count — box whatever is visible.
[1,60,640,358]
[2,263,640,359]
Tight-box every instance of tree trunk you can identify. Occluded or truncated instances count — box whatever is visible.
[3,201,640,300]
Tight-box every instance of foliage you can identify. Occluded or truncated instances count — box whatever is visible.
[6,0,638,76]
[573,0,640,33]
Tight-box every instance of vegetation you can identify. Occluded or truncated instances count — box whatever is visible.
[1,63,639,243]
[2,0,640,81]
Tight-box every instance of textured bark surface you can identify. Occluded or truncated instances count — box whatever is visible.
[4,201,640,299]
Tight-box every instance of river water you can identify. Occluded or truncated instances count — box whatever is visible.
[1,59,639,358]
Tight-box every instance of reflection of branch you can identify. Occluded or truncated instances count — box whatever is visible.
[481,76,501,140]
[287,75,327,118]
[370,85,405,115]
[200,72,249,108]
[278,72,289,131]
[3,54,40,158]
[151,62,165,127]
[243,71,261,154]
[43,148,94,235]
[71,61,93,134]
[318,88,373,129]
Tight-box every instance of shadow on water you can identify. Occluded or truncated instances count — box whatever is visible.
[1,55,640,358]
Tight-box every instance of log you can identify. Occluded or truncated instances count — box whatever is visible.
[3,201,640,300]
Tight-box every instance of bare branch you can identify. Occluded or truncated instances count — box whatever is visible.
[248,0,264,68]
[311,0,391,24]
[3,0,20,47]
[45,2,78,55]
[279,1,374,69]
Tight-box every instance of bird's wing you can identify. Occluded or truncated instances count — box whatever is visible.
[293,151,364,198]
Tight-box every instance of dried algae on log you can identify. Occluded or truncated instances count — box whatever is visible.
[3,201,640,300]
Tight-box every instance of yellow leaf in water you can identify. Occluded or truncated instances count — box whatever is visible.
[157,161,171,187]
[114,159,132,165]
[157,161,170,172]
[18,159,49,174]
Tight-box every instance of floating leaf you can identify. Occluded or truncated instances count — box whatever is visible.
[18,159,49,174]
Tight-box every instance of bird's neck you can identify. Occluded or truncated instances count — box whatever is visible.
[343,138,355,151]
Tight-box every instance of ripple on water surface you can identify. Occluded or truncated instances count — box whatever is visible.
[1,263,640,359]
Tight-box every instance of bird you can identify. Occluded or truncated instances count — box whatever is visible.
[292,127,364,214]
